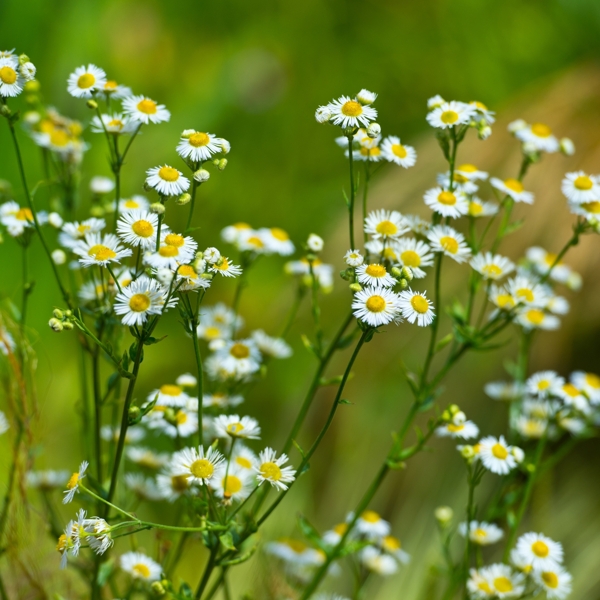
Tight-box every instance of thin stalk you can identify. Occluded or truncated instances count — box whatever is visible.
[195,546,218,599]
[279,285,306,338]
[421,254,443,385]
[362,163,371,244]
[186,178,199,231]
[347,134,356,249]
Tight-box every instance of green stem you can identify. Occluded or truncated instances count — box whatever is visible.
[280,284,306,338]
[421,254,443,386]
[195,546,218,599]
[347,134,356,249]
[186,178,199,232]
[308,259,323,355]
[362,163,371,244]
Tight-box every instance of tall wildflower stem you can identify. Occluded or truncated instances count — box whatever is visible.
[362,163,371,244]
[420,254,443,385]
[539,218,586,285]
[186,178,199,232]
[347,134,356,249]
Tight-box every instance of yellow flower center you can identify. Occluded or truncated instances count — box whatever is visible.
[214,258,230,271]
[260,461,282,481]
[494,577,513,593]
[247,236,264,248]
[585,373,600,389]
[158,166,179,182]
[124,199,140,208]
[230,343,250,359]
[175,410,188,425]
[178,265,197,279]
[441,110,459,124]
[375,220,398,236]
[132,563,151,578]
[562,383,579,397]
[77,224,91,234]
[164,233,184,247]
[458,163,477,173]
[56,534,68,552]
[574,175,593,190]
[270,227,289,241]
[171,474,189,492]
[88,244,116,262]
[360,146,381,158]
[137,99,157,114]
[107,119,124,130]
[341,100,362,117]
[400,250,421,268]
[383,535,400,551]
[77,73,95,89]
[204,326,221,339]
[361,510,381,523]
[159,245,179,257]
[66,472,79,490]
[0,66,17,84]
[469,202,483,216]
[472,101,488,110]
[50,129,70,147]
[410,295,430,314]
[190,458,214,479]
[531,122,552,137]
[504,178,524,193]
[581,201,600,214]
[391,144,407,158]
[491,443,508,459]
[104,80,118,90]
[223,475,242,495]
[226,422,244,434]
[474,528,487,538]
[129,293,151,312]
[366,296,386,313]
[365,264,387,278]
[188,132,210,147]
[160,384,181,396]
[541,572,559,588]
[333,523,348,535]
[496,294,514,309]
[526,309,545,325]
[478,582,493,593]
[532,540,549,557]
[516,288,534,303]
[447,423,465,432]
[440,236,458,254]
[236,457,252,469]
[438,191,456,205]
[482,264,503,278]
[283,538,307,553]
[16,208,33,221]
[537,380,550,390]
[132,219,154,238]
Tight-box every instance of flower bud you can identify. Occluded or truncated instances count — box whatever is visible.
[478,125,492,141]
[508,119,527,134]
[342,125,358,137]
[20,62,36,82]
[24,80,40,93]
[52,249,67,265]
[399,279,408,289]
[401,266,413,281]
[204,247,221,264]
[522,141,537,156]
[448,404,460,415]
[217,158,227,171]
[511,446,525,463]
[128,406,141,422]
[349,283,363,293]
[64,310,73,318]
[434,506,453,525]
[62,321,74,331]
[315,106,332,124]
[151,581,166,596]
[194,168,210,183]
[367,122,381,138]
[0,105,12,117]
[89,205,105,217]
[53,309,64,320]
[181,129,195,138]
[48,318,63,332]
[452,411,466,425]
[18,54,30,65]
[560,137,575,156]
[86,99,98,110]
[391,267,402,278]
[339,269,351,281]
[357,89,377,105]
[175,193,191,206]
[460,445,475,459]
[48,212,63,228]
[220,139,231,154]
[150,202,165,215]
[441,409,451,422]
[307,233,324,252]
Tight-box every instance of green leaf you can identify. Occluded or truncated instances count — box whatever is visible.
[435,333,453,352]
[97,558,114,586]
[143,335,167,346]
[219,531,236,551]
[297,513,322,546]
[319,375,344,386]
[178,582,194,598]
[218,543,259,567]
[292,439,306,460]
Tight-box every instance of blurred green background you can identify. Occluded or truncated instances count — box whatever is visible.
[1,0,600,597]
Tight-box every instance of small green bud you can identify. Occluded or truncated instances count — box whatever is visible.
[151,581,166,596]
[89,205,104,217]
[217,158,227,171]
[175,193,191,206]
[339,270,351,281]
[434,506,453,525]
[460,445,475,459]
[64,310,73,318]
[448,404,460,415]
[150,202,165,215]
[401,266,413,281]
[399,279,409,289]
[53,309,64,319]
[48,318,63,332]
[391,267,402,278]
[86,99,98,110]
[0,105,12,117]
[128,406,141,421]
[441,409,451,422]
[349,283,362,293]
[62,321,74,331]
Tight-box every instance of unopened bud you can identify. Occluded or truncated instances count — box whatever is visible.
[175,193,191,206]
[560,137,575,156]
[441,409,452,422]
[18,54,30,65]
[128,406,141,422]
[401,266,413,281]
[522,141,537,156]
[511,447,525,463]
[508,119,527,134]
[24,80,40,93]
[53,309,64,319]
[151,581,166,596]
[399,279,409,289]
[391,267,402,278]
[434,506,453,525]
[64,310,73,318]
[460,445,475,459]
[448,404,460,415]
[339,270,351,281]
[478,125,492,141]
[366,122,381,138]
[342,125,358,137]
[86,99,98,110]
[315,106,332,124]
[48,318,63,332]
[52,249,66,265]
[453,411,466,425]
[217,158,227,171]
[62,321,74,331]
[357,89,377,106]
[349,283,363,293]
[0,105,12,117]
[89,205,104,217]
[150,202,165,215]
[194,168,210,183]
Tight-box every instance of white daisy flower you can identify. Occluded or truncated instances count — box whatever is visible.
[120,551,162,582]
[360,546,398,576]
[426,101,476,129]
[569,199,600,222]
[214,414,261,440]
[424,187,469,218]
[114,275,176,326]
[437,172,479,195]
[404,214,430,235]
[328,95,377,128]
[561,171,600,204]
[231,445,257,471]
[356,89,377,105]
[234,228,269,254]
[571,371,600,404]
[100,79,132,98]
[557,381,587,408]
[515,532,563,571]
[251,330,292,359]
[73,232,132,268]
[355,263,396,288]
[210,466,254,503]
[0,201,35,235]
[322,523,351,547]
[436,419,479,440]
[176,130,224,163]
[198,303,242,339]
[62,461,88,504]
[117,210,159,248]
[84,516,113,556]
[478,436,519,475]
[380,136,417,168]
[469,199,499,218]
[147,383,190,408]
[364,209,409,240]
[169,446,226,485]
[26,469,70,491]
[145,165,190,196]
[91,112,137,135]
[352,285,400,327]
[379,535,410,565]
[209,256,242,278]
[516,308,560,331]
[122,95,170,124]
[254,447,296,491]
[67,64,106,98]
[482,564,525,598]
[427,225,472,263]
[144,232,198,270]
[57,510,86,568]
[427,94,445,110]
[455,163,489,182]
[0,57,25,97]
[203,393,244,410]
[258,227,295,256]
[490,177,534,204]
[526,371,565,398]
[507,276,549,307]
[124,473,163,501]
[126,447,169,470]
[470,101,496,125]
[470,252,515,281]
[515,416,547,439]
[533,567,572,599]
[515,122,559,153]
[221,222,253,244]
[467,568,495,598]
[90,176,115,195]
[146,402,199,439]
[119,195,150,212]
[59,218,106,249]
[352,143,383,162]
[155,472,193,502]
[206,339,262,380]
[398,289,435,326]
[344,249,364,267]
[458,521,504,545]
[266,538,325,567]
[484,381,523,402]
[525,247,572,282]
[354,510,391,539]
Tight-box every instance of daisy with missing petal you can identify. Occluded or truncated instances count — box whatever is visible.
[478,436,519,475]
[352,285,400,327]
[515,122,559,153]
[380,136,417,168]
[62,461,88,504]
[251,330,292,359]
[424,187,469,219]
[91,113,136,135]
[120,551,162,582]
[561,171,600,204]
[436,418,479,440]
[328,95,377,128]
[516,308,559,331]
[507,276,548,307]
[74,233,132,268]
[356,263,396,288]
[254,448,296,491]
[469,199,498,218]
[398,289,435,326]
[459,521,504,545]
[122,95,170,124]
[526,371,564,398]
[427,225,472,263]
[169,446,226,485]
[364,209,409,240]
[114,275,176,326]
[214,414,261,440]
[426,101,476,129]
[515,532,563,571]
[176,130,224,162]
[148,383,190,408]
[470,253,515,281]
[146,165,190,196]
[455,163,489,182]
[490,178,534,204]
[209,256,242,278]
[67,64,107,98]
[210,467,255,503]
[117,210,159,248]
[470,101,496,125]
[533,567,572,600]
[0,57,25,97]
[394,238,433,279]
[119,195,150,212]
